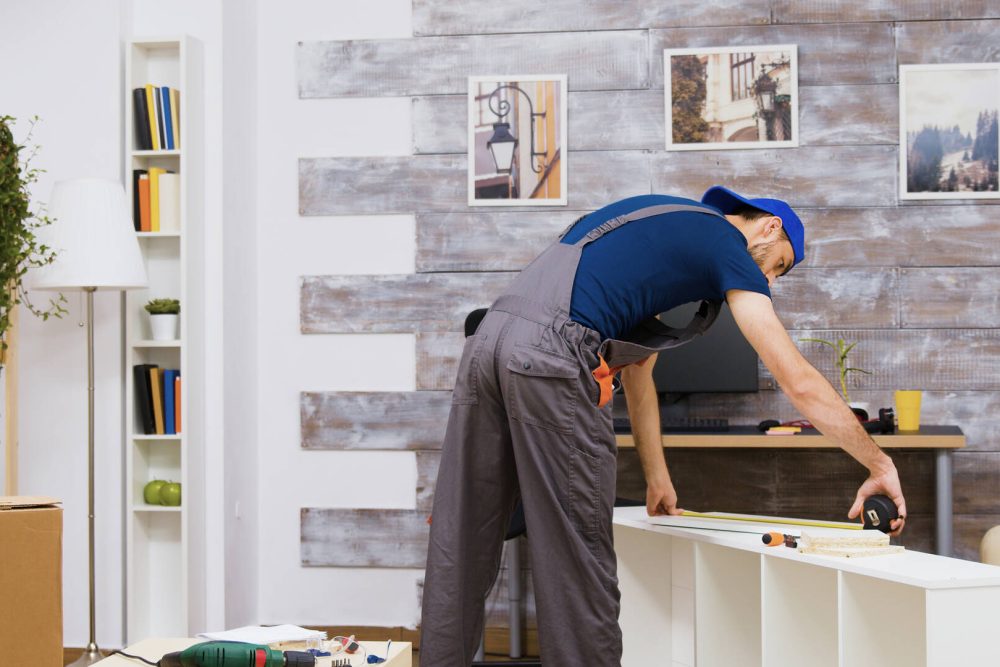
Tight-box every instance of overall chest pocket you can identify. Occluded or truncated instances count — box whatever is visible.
[506,344,580,434]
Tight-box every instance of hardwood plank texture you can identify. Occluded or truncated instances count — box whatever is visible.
[648,147,897,209]
[297,31,649,98]
[415,332,464,392]
[896,20,1000,65]
[768,268,899,329]
[803,205,1000,268]
[412,0,771,36]
[301,273,515,334]
[301,391,451,450]
[414,85,897,155]
[900,268,1000,329]
[300,151,649,215]
[774,1,1000,23]
[301,508,430,568]
[775,329,1000,391]
[415,211,577,273]
[650,23,896,87]
[415,450,440,512]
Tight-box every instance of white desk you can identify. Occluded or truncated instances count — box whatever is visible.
[614,506,1000,667]
[94,638,412,666]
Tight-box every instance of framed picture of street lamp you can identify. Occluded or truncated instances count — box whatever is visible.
[899,63,1000,199]
[468,75,568,206]
[664,45,798,151]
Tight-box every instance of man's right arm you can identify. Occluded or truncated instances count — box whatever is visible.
[726,289,907,535]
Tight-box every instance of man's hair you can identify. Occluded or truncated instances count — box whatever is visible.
[731,204,790,242]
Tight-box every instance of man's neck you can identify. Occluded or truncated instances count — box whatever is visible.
[725,214,753,245]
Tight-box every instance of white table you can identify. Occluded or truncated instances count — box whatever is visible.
[614,506,1000,667]
[94,637,412,666]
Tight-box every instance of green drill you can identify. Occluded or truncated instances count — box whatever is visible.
[158,641,315,667]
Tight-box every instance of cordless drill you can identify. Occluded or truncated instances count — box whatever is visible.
[158,641,315,667]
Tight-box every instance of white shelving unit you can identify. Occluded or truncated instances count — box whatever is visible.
[614,507,1000,666]
[123,36,203,642]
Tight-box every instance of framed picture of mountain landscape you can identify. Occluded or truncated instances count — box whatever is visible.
[900,63,1000,199]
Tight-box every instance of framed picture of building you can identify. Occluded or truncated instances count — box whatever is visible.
[664,45,798,151]
[468,75,568,206]
[899,63,1000,200]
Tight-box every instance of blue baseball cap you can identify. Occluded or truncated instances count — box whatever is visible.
[701,185,805,270]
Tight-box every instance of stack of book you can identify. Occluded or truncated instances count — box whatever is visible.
[132,84,180,151]
[132,168,180,232]
[133,365,182,435]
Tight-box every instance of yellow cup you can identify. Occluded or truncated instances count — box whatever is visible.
[895,390,922,432]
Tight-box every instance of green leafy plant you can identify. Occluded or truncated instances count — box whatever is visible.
[144,298,180,315]
[0,115,67,367]
[800,337,872,403]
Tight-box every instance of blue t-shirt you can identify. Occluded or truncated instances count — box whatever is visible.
[562,194,771,340]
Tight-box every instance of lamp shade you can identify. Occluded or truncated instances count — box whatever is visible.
[31,178,147,291]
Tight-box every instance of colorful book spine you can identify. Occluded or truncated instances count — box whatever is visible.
[149,367,165,435]
[131,169,147,231]
[161,87,174,150]
[154,86,166,150]
[148,167,166,232]
[138,174,151,232]
[163,369,178,435]
[170,88,180,149]
[144,84,160,151]
[174,374,182,433]
[132,88,152,150]
[132,364,156,434]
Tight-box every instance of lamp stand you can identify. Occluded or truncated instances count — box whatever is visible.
[69,286,103,666]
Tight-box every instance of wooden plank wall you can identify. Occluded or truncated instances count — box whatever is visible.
[297,1,1000,633]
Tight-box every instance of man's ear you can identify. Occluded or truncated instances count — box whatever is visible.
[764,215,784,240]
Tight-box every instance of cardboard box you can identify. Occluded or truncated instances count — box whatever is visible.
[0,496,63,666]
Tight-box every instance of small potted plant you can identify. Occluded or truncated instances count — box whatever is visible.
[145,298,180,341]
[800,337,873,418]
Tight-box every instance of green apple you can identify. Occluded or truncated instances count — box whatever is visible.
[143,479,166,504]
[159,481,182,507]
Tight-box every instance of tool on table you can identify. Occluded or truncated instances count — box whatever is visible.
[762,531,798,548]
[757,407,895,435]
[112,641,316,667]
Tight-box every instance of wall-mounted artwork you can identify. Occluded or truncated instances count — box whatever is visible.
[899,64,1000,200]
[665,45,798,151]
[468,75,567,206]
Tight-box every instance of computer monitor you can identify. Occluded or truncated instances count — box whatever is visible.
[651,301,759,394]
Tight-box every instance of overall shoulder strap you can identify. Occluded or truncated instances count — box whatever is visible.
[572,203,725,247]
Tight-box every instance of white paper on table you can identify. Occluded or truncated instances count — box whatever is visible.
[197,624,327,644]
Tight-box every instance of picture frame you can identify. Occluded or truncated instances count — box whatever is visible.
[899,63,1000,200]
[468,74,568,206]
[664,44,798,151]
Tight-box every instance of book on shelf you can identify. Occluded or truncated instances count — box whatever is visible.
[174,374,182,433]
[158,173,180,233]
[131,88,153,151]
[149,367,165,435]
[133,364,157,435]
[132,83,181,151]
[144,85,160,151]
[163,369,179,434]
[131,169,147,231]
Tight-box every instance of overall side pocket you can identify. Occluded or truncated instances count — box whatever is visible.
[506,344,580,434]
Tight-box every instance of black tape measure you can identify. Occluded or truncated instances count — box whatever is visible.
[863,494,899,533]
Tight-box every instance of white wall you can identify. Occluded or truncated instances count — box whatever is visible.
[254,0,421,626]
[1,0,127,649]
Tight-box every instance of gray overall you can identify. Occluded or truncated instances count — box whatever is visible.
[420,204,728,666]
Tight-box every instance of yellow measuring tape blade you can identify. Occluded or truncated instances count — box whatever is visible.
[680,510,864,531]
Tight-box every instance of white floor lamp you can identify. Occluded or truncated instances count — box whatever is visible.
[31,179,147,666]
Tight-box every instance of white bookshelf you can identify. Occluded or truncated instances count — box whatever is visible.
[615,507,1000,666]
[123,36,202,642]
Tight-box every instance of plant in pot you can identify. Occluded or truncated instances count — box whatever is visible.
[145,297,180,341]
[800,336,873,419]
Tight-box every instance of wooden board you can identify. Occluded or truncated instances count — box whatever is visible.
[414,85,897,155]
[901,268,1000,328]
[766,268,900,329]
[297,31,649,98]
[301,508,429,568]
[412,0,770,35]
[301,273,515,334]
[649,147,898,209]
[896,20,1000,65]
[415,333,465,392]
[614,430,965,450]
[774,329,1000,391]
[773,1,1000,24]
[650,23,896,87]
[301,391,451,450]
[299,151,649,215]
[415,450,439,512]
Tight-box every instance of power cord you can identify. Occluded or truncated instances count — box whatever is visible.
[105,649,158,665]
